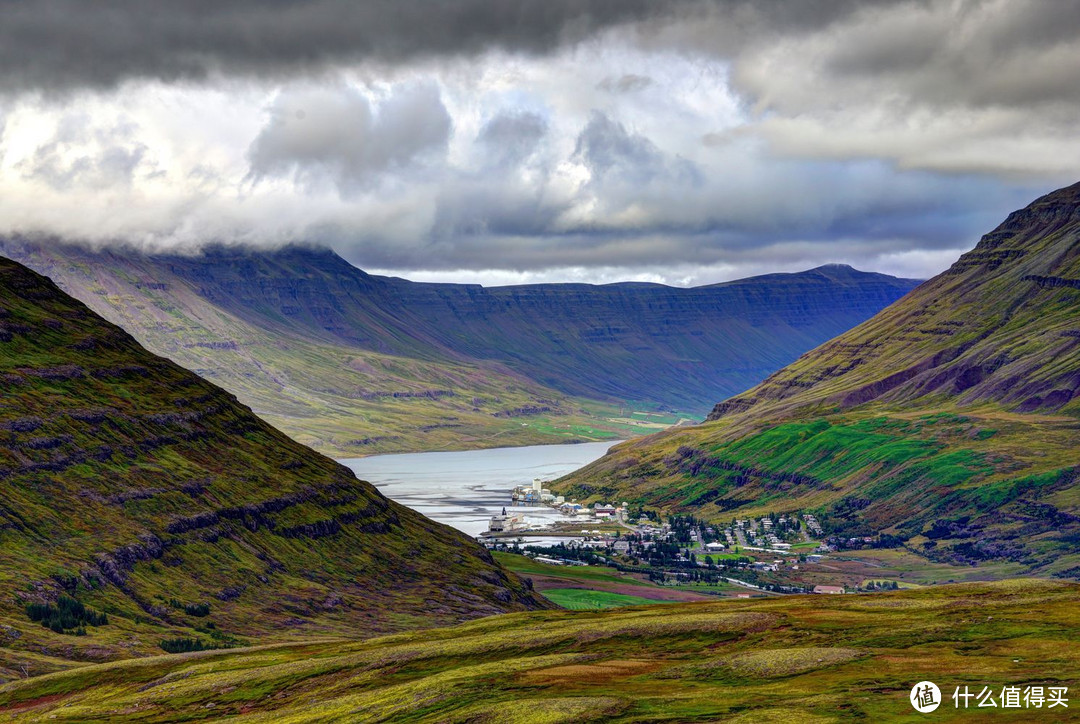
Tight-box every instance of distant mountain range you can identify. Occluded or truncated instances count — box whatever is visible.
[560,181,1080,575]
[0,242,919,455]
[0,256,545,674]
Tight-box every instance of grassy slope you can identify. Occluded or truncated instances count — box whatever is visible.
[0,257,547,676]
[558,182,1080,574]
[0,579,1075,722]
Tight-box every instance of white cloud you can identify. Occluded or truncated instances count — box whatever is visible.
[247,81,451,195]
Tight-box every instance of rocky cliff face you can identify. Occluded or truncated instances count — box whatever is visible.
[0,256,546,670]
[379,263,921,408]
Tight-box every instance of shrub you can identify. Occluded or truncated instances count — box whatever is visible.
[160,637,214,653]
[184,602,211,617]
[25,595,108,634]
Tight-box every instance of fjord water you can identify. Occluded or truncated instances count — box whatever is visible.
[339,441,619,537]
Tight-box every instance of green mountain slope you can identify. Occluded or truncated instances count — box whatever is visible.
[559,182,1080,574]
[0,579,1075,722]
[0,242,919,455]
[0,256,546,676]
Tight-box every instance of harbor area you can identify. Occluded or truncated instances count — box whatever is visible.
[480,477,630,544]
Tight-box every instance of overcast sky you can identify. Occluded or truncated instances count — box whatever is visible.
[0,0,1077,285]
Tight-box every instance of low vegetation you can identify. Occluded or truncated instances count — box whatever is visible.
[0,580,1075,722]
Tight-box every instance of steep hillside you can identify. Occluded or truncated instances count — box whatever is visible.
[0,256,545,677]
[0,242,919,455]
[559,182,1080,574]
[0,579,1076,721]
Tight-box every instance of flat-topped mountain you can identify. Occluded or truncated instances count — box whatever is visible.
[381,261,919,407]
[558,182,1080,575]
[0,256,544,676]
[1,241,919,455]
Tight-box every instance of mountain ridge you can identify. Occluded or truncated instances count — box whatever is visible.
[0,240,920,455]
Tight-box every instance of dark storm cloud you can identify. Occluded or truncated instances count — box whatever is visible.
[2,0,1076,285]
[629,0,1080,114]
[0,0,921,93]
[0,0,687,92]
[817,0,1080,108]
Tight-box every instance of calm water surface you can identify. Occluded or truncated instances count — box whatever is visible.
[338,441,619,538]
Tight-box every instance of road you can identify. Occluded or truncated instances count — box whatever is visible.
[735,527,749,548]
[614,509,638,532]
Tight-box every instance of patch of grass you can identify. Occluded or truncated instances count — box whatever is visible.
[540,588,670,609]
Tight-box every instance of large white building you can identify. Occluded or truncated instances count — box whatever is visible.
[488,512,527,533]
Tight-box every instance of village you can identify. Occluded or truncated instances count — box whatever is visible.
[480,479,901,596]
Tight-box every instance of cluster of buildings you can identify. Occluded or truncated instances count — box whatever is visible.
[508,478,624,515]
[490,504,860,596]
[487,478,628,536]
[804,513,824,537]
[733,516,799,553]
[488,485,859,596]
[511,478,561,505]
[555,500,621,518]
[486,509,529,533]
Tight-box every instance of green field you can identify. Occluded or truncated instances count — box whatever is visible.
[677,580,748,594]
[695,551,746,561]
[540,588,669,609]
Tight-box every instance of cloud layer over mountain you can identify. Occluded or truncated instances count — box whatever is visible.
[0,0,1075,284]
